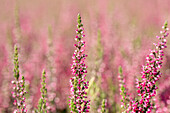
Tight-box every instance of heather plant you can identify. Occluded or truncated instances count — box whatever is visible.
[118,66,131,113]
[126,21,169,113]
[35,69,48,113]
[11,45,27,113]
[69,14,90,113]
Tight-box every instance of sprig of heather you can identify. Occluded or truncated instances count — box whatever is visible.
[36,70,48,113]
[132,21,169,113]
[69,13,90,113]
[118,66,132,112]
[12,45,27,113]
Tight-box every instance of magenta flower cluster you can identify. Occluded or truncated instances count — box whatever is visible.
[12,77,27,113]
[131,22,169,113]
[69,14,90,113]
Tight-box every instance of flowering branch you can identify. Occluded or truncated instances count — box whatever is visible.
[12,45,27,113]
[35,69,48,113]
[118,66,132,113]
[132,21,169,113]
[69,13,90,113]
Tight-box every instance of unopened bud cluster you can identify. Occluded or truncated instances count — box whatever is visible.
[101,99,106,113]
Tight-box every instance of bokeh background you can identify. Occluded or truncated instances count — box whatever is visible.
[0,0,170,112]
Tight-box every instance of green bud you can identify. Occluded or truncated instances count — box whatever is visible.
[164,21,168,28]
[119,66,123,74]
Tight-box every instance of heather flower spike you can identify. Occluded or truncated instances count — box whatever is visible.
[118,66,131,112]
[36,69,48,113]
[69,13,90,113]
[12,45,27,113]
[131,21,169,113]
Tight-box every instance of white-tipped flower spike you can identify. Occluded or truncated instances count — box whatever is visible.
[131,21,169,113]
[69,13,90,113]
[12,45,27,113]
[118,66,132,113]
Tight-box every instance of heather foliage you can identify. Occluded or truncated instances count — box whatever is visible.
[118,22,169,113]
[0,1,170,113]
